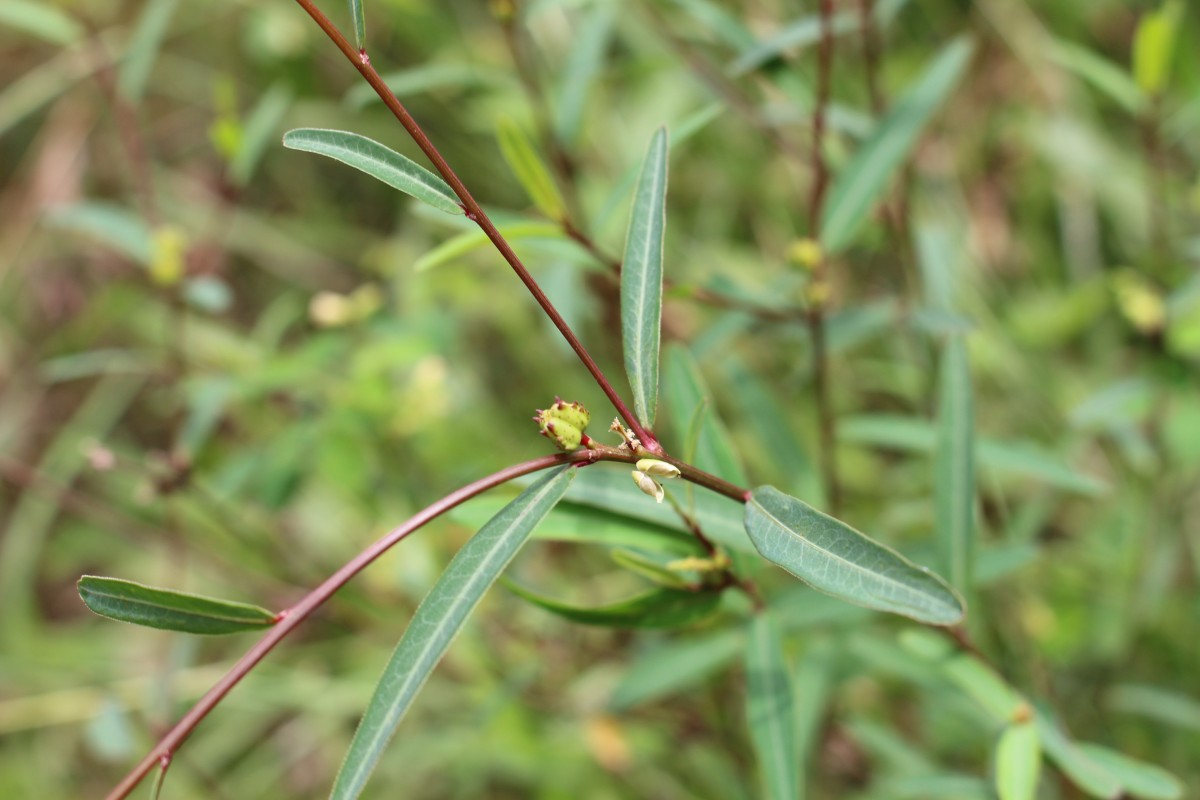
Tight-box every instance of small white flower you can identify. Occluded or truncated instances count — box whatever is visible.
[631,470,664,503]
[635,458,680,479]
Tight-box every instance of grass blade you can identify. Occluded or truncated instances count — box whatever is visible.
[77,576,276,635]
[621,127,669,429]
[745,613,797,800]
[496,117,566,221]
[330,467,575,800]
[821,36,974,254]
[744,487,964,624]
[282,128,463,216]
[935,334,974,590]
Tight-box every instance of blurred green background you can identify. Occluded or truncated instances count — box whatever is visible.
[1,0,1198,797]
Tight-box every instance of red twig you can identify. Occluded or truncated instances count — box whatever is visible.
[291,0,659,453]
[108,452,587,799]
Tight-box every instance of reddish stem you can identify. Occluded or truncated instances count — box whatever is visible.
[108,452,585,799]
[106,446,749,798]
[292,0,659,453]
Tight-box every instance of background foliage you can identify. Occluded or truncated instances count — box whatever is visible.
[1,0,1198,797]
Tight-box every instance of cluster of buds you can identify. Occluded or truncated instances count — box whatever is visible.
[630,458,680,504]
[534,398,592,451]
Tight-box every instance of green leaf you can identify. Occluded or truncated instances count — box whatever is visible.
[118,0,179,101]
[839,414,1108,495]
[1035,714,1122,799]
[609,628,743,709]
[330,467,574,800]
[726,0,909,77]
[745,613,797,800]
[558,466,753,553]
[1075,744,1183,800]
[935,335,974,590]
[610,548,692,588]
[995,721,1041,800]
[503,580,720,628]
[664,345,749,485]
[898,629,1025,720]
[414,222,566,272]
[1107,684,1200,732]
[727,10,857,77]
[77,576,276,635]
[1046,40,1145,114]
[452,496,699,555]
[744,487,964,624]
[44,202,153,265]
[348,0,365,51]
[495,117,567,221]
[553,4,614,143]
[621,127,669,429]
[821,36,974,254]
[1132,1,1183,97]
[345,64,510,109]
[282,128,462,216]
[0,0,83,44]
[793,640,835,782]
[229,83,292,187]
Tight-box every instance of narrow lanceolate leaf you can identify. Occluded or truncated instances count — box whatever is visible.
[995,721,1041,800]
[621,127,669,429]
[330,467,574,800]
[347,0,365,52]
[1132,0,1183,97]
[935,334,974,591]
[77,576,276,635]
[821,37,974,254]
[745,613,797,800]
[503,581,719,629]
[744,487,965,625]
[282,128,462,216]
[118,0,178,101]
[664,345,749,485]
[1035,713,1122,799]
[1074,744,1183,800]
[496,117,566,221]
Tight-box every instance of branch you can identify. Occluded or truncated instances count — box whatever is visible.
[107,451,589,799]
[292,0,659,452]
[105,442,753,798]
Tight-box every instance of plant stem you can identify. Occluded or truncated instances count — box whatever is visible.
[656,453,751,502]
[858,0,884,116]
[107,451,587,799]
[807,0,841,515]
[105,444,752,798]
[292,0,659,453]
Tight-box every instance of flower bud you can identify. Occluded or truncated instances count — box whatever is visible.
[787,237,823,271]
[635,458,680,479]
[534,398,591,451]
[631,470,664,503]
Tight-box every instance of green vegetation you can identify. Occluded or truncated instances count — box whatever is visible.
[1,0,1198,798]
